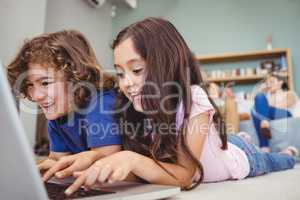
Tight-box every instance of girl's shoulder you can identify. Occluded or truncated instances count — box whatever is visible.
[190,85,212,107]
[178,85,215,119]
[190,85,207,97]
[176,85,215,129]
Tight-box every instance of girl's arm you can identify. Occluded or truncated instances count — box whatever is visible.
[130,112,208,187]
[65,112,209,195]
[286,91,296,108]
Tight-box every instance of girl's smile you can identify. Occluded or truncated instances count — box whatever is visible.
[114,38,146,112]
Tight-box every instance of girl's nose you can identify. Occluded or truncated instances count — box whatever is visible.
[123,74,134,88]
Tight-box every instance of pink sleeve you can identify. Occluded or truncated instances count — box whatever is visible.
[176,85,215,130]
[190,85,215,119]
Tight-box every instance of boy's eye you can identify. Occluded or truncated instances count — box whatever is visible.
[26,82,33,87]
[116,72,124,78]
[41,81,53,86]
[25,83,34,95]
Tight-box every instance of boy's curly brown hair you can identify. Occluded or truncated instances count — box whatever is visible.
[7,30,115,108]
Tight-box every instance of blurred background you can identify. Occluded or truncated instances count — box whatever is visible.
[1,0,300,149]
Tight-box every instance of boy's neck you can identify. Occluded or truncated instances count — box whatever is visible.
[56,114,69,125]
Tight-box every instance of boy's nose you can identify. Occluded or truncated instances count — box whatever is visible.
[30,88,46,102]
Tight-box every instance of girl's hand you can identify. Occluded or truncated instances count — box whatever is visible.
[65,151,138,196]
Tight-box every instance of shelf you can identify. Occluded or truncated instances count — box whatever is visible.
[206,75,266,84]
[206,71,288,84]
[197,48,293,90]
[197,48,288,64]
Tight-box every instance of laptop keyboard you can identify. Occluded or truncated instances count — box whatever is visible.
[45,182,115,199]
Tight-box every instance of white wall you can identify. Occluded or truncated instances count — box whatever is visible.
[45,0,114,70]
[0,0,47,64]
[0,0,114,147]
[0,0,47,147]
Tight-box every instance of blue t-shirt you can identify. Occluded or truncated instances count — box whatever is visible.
[47,89,121,154]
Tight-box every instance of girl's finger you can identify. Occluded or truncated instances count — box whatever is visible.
[119,170,129,181]
[73,171,84,178]
[109,169,124,183]
[85,166,101,187]
[97,165,113,183]
[65,173,87,196]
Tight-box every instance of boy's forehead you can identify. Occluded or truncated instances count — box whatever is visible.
[27,63,60,80]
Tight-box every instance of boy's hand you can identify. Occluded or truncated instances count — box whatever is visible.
[42,151,99,182]
[37,158,57,173]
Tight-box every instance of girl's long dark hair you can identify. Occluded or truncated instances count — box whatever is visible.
[112,17,227,190]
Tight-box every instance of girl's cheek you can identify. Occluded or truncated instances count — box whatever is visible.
[119,82,127,94]
[139,77,146,90]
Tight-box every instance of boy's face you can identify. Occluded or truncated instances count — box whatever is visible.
[26,63,72,120]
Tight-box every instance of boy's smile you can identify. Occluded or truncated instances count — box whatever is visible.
[26,63,72,120]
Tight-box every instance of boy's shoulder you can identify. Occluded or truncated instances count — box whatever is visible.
[95,88,117,99]
[83,89,118,114]
[85,88,115,103]
[92,89,117,105]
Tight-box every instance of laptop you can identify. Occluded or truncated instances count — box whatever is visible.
[0,61,180,200]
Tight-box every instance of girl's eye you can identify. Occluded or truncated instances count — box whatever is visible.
[133,68,144,75]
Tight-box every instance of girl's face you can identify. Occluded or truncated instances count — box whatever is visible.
[265,76,283,93]
[208,83,220,99]
[114,38,146,112]
[26,63,72,120]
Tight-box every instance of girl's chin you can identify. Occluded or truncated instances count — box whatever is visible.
[133,103,143,112]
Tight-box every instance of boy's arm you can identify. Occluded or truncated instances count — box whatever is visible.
[41,145,121,181]
[49,151,71,160]
[90,145,121,160]
[37,151,70,172]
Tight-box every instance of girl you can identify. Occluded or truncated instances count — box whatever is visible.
[7,30,121,182]
[65,18,296,195]
[252,73,300,152]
